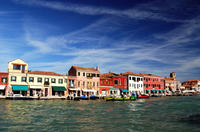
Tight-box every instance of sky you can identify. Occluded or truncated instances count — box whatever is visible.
[0,0,200,81]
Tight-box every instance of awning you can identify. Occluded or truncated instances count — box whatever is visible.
[146,90,150,91]
[69,88,80,91]
[120,89,129,92]
[82,89,96,92]
[152,90,155,92]
[110,88,119,91]
[0,85,6,90]
[12,85,28,91]
[30,85,42,89]
[52,86,66,91]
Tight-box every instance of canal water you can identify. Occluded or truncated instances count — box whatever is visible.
[0,96,199,132]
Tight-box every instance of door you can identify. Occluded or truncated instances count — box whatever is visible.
[45,88,48,96]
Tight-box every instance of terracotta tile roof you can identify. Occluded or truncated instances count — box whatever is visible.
[139,73,161,77]
[72,66,99,72]
[164,77,175,81]
[120,72,139,76]
[100,72,126,79]
[28,71,63,76]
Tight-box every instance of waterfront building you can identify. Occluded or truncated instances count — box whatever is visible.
[67,75,77,97]
[100,72,128,96]
[7,59,67,98]
[0,72,8,96]
[182,80,200,92]
[120,72,144,95]
[139,73,165,95]
[164,72,181,95]
[68,66,100,96]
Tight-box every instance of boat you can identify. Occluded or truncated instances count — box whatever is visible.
[89,95,99,100]
[151,94,162,97]
[137,95,150,99]
[79,96,89,100]
[104,96,136,101]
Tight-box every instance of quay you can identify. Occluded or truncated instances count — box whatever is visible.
[0,59,198,100]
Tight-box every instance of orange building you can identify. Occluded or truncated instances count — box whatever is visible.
[182,80,200,92]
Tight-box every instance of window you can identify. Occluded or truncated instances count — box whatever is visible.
[1,77,7,83]
[114,80,118,85]
[13,65,21,70]
[93,82,95,87]
[119,80,121,85]
[45,78,49,82]
[11,76,16,81]
[129,77,131,80]
[97,82,99,86]
[78,72,80,76]
[58,79,63,84]
[29,77,34,82]
[38,77,42,83]
[51,78,56,83]
[141,78,143,81]
[101,80,103,84]
[83,72,85,76]
[21,77,27,82]
[132,77,136,81]
[83,81,85,86]
[137,78,140,82]
[78,81,80,87]
[97,74,100,77]
[65,79,67,83]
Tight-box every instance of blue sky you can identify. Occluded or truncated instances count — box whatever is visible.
[0,0,200,81]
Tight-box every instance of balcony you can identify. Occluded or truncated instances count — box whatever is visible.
[69,84,75,88]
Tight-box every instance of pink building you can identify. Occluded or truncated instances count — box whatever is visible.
[68,66,100,97]
[139,73,165,95]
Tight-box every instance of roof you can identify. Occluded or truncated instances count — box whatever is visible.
[138,73,162,77]
[28,71,63,76]
[164,77,175,81]
[100,72,126,79]
[71,66,99,72]
[120,72,140,76]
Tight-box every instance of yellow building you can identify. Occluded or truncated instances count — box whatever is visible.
[8,59,67,98]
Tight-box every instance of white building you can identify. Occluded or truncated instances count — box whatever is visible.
[121,72,144,94]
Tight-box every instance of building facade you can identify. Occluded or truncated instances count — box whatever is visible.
[121,72,144,94]
[7,59,67,98]
[0,72,8,96]
[100,72,128,96]
[139,73,165,95]
[68,66,100,96]
[182,80,200,92]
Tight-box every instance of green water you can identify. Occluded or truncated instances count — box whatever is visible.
[0,96,199,132]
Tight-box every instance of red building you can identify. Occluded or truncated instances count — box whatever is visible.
[0,72,8,96]
[139,73,165,95]
[100,72,128,96]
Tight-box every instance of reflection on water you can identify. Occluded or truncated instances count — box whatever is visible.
[0,97,199,132]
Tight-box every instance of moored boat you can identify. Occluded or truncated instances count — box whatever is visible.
[90,95,99,100]
[104,96,136,101]
[137,95,150,99]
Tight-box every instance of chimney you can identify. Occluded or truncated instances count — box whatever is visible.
[96,66,99,71]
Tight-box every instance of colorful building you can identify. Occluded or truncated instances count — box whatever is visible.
[7,59,67,98]
[182,80,200,92]
[164,72,181,95]
[0,72,8,96]
[68,66,100,96]
[121,72,144,95]
[139,73,165,95]
[100,72,128,96]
